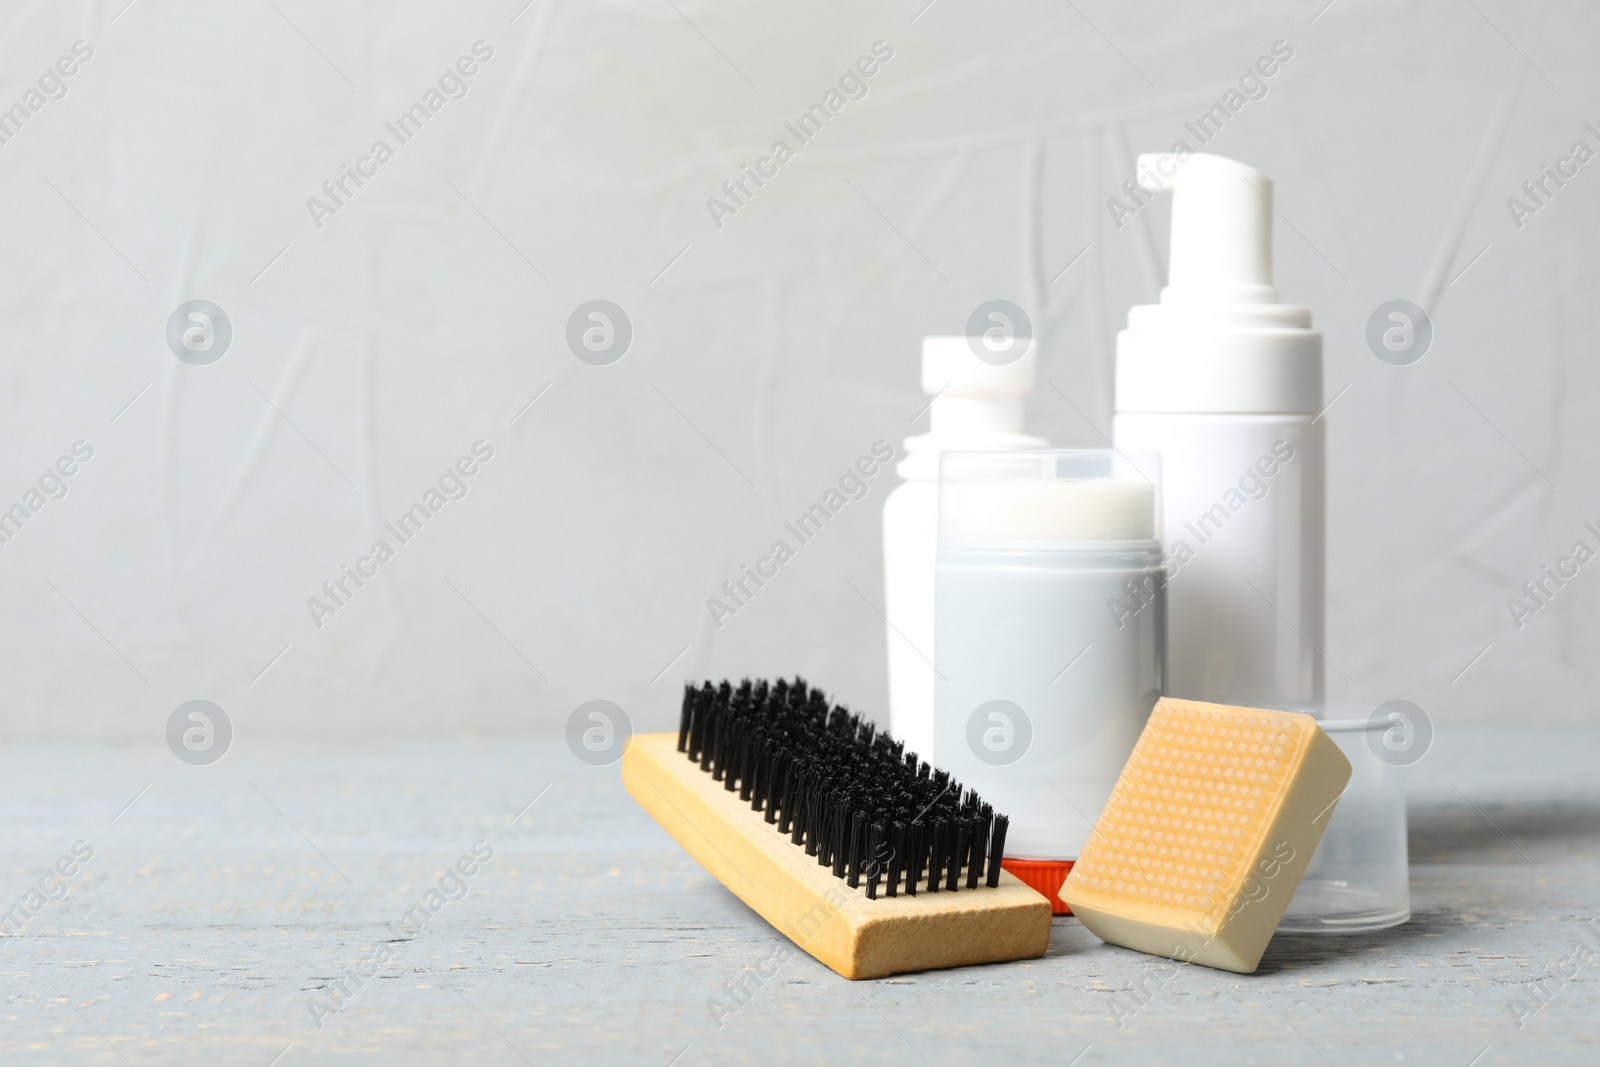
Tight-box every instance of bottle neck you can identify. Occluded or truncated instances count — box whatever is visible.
[897,395,1046,481]
[930,395,1025,437]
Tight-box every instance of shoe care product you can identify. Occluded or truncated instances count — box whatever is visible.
[932,451,1165,913]
[883,337,1045,760]
[1060,697,1351,973]
[1113,153,1324,707]
[623,679,1051,980]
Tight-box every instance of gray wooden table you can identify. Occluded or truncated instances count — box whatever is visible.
[2,727,1596,1065]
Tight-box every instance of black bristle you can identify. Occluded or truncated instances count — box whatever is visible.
[846,812,865,888]
[689,698,706,765]
[966,815,985,889]
[677,685,694,752]
[722,726,742,791]
[777,767,797,835]
[904,820,923,896]
[865,823,885,900]
[748,742,767,808]
[738,738,756,802]
[814,793,832,867]
[707,718,721,778]
[768,750,787,816]
[986,814,1009,888]
[885,822,904,897]
[789,776,808,847]
[926,821,944,893]
[676,679,1012,901]
[949,820,969,892]
[831,800,849,879]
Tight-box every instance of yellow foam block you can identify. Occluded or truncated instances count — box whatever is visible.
[1060,698,1352,973]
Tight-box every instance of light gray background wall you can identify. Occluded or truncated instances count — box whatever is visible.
[0,0,1590,741]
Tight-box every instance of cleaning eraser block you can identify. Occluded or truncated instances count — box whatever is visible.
[1060,698,1352,973]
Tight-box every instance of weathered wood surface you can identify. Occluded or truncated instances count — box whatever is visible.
[1,728,1596,1064]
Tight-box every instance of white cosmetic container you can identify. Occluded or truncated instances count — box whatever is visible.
[1113,153,1325,707]
[932,451,1165,866]
[882,338,1045,760]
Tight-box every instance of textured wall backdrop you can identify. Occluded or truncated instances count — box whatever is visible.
[0,0,1591,741]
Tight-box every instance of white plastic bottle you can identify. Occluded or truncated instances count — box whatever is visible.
[883,337,1045,759]
[1113,153,1325,707]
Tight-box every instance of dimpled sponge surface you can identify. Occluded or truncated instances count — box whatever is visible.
[1060,698,1352,973]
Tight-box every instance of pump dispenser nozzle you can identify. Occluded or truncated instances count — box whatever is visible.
[1117,152,1318,414]
[1137,153,1277,306]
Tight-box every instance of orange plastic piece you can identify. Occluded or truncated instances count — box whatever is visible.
[1002,858,1075,915]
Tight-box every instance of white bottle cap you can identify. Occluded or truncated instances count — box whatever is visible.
[920,335,1037,396]
[898,337,1047,480]
[1116,153,1321,415]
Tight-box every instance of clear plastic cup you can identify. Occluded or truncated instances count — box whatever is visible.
[1276,706,1410,933]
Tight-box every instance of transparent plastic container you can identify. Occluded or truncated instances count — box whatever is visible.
[1276,707,1410,933]
[933,451,1165,864]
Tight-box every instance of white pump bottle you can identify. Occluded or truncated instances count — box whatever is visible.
[1113,153,1325,707]
[883,337,1045,759]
